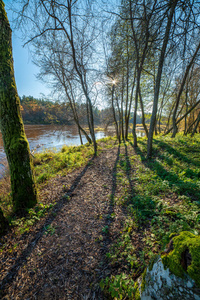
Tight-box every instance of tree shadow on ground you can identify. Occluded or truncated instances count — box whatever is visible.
[0,156,95,297]
[107,141,158,230]
[129,140,200,202]
[153,139,200,167]
[101,145,121,256]
[124,142,135,199]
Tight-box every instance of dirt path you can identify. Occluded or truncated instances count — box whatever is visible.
[0,146,127,299]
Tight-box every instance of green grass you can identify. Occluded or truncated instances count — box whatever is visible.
[0,134,200,299]
[101,134,200,299]
[33,143,95,183]
[0,137,116,234]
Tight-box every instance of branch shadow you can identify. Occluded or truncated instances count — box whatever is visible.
[129,140,200,202]
[153,139,200,167]
[99,146,120,265]
[124,142,135,201]
[0,156,95,297]
[104,144,120,227]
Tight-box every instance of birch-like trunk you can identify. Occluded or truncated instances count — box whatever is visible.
[147,0,178,157]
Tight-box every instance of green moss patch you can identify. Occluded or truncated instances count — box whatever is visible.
[161,231,200,287]
[134,281,141,300]
[141,268,147,293]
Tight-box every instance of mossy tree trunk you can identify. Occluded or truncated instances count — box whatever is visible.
[0,207,8,235]
[0,1,37,214]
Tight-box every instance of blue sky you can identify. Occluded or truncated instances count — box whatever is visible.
[4,0,51,99]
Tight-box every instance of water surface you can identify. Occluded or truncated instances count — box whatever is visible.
[0,124,145,177]
[0,125,108,177]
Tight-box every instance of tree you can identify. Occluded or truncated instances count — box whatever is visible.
[171,41,200,137]
[0,1,37,214]
[0,207,8,235]
[15,0,98,154]
[34,40,92,143]
[147,0,178,158]
[128,0,157,146]
[106,15,136,142]
[164,99,200,135]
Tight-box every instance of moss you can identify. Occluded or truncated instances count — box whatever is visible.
[149,254,160,271]
[161,231,200,287]
[141,268,147,293]
[0,207,8,235]
[134,281,141,300]
[0,1,37,214]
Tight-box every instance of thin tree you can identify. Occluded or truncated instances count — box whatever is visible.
[171,40,200,137]
[15,0,98,154]
[191,111,200,137]
[164,100,200,135]
[147,0,178,157]
[35,41,92,144]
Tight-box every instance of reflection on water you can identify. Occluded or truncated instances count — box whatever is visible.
[0,125,106,177]
[0,125,145,177]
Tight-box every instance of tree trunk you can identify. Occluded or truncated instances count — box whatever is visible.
[116,96,122,143]
[111,85,120,143]
[67,3,97,155]
[164,100,200,135]
[78,126,83,145]
[139,87,148,137]
[0,1,37,213]
[184,89,189,135]
[0,207,8,235]
[172,40,200,137]
[147,0,178,158]
[191,112,200,137]
[164,101,176,133]
[121,74,125,141]
[65,89,92,144]
[132,75,140,147]
[125,71,136,140]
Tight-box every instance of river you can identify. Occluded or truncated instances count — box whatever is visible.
[0,124,145,177]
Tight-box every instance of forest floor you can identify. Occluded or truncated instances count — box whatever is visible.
[0,135,200,299]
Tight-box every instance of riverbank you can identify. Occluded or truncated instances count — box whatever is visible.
[0,134,200,299]
[0,124,111,178]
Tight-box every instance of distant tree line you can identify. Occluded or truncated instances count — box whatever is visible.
[20,95,117,127]
[20,95,72,124]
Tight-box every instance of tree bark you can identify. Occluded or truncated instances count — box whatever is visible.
[139,87,148,137]
[121,74,125,141]
[111,85,120,143]
[0,207,8,235]
[62,82,92,144]
[0,1,37,213]
[164,100,200,135]
[125,69,136,140]
[184,87,189,135]
[147,0,178,158]
[191,111,200,137]
[172,40,200,137]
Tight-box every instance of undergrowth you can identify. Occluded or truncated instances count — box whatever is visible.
[100,134,200,299]
[0,134,199,299]
[0,137,116,234]
[34,143,95,183]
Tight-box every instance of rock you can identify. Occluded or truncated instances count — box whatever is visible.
[135,232,200,300]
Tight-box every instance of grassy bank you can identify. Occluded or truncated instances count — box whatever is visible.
[0,142,96,222]
[99,134,200,298]
[0,134,200,298]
